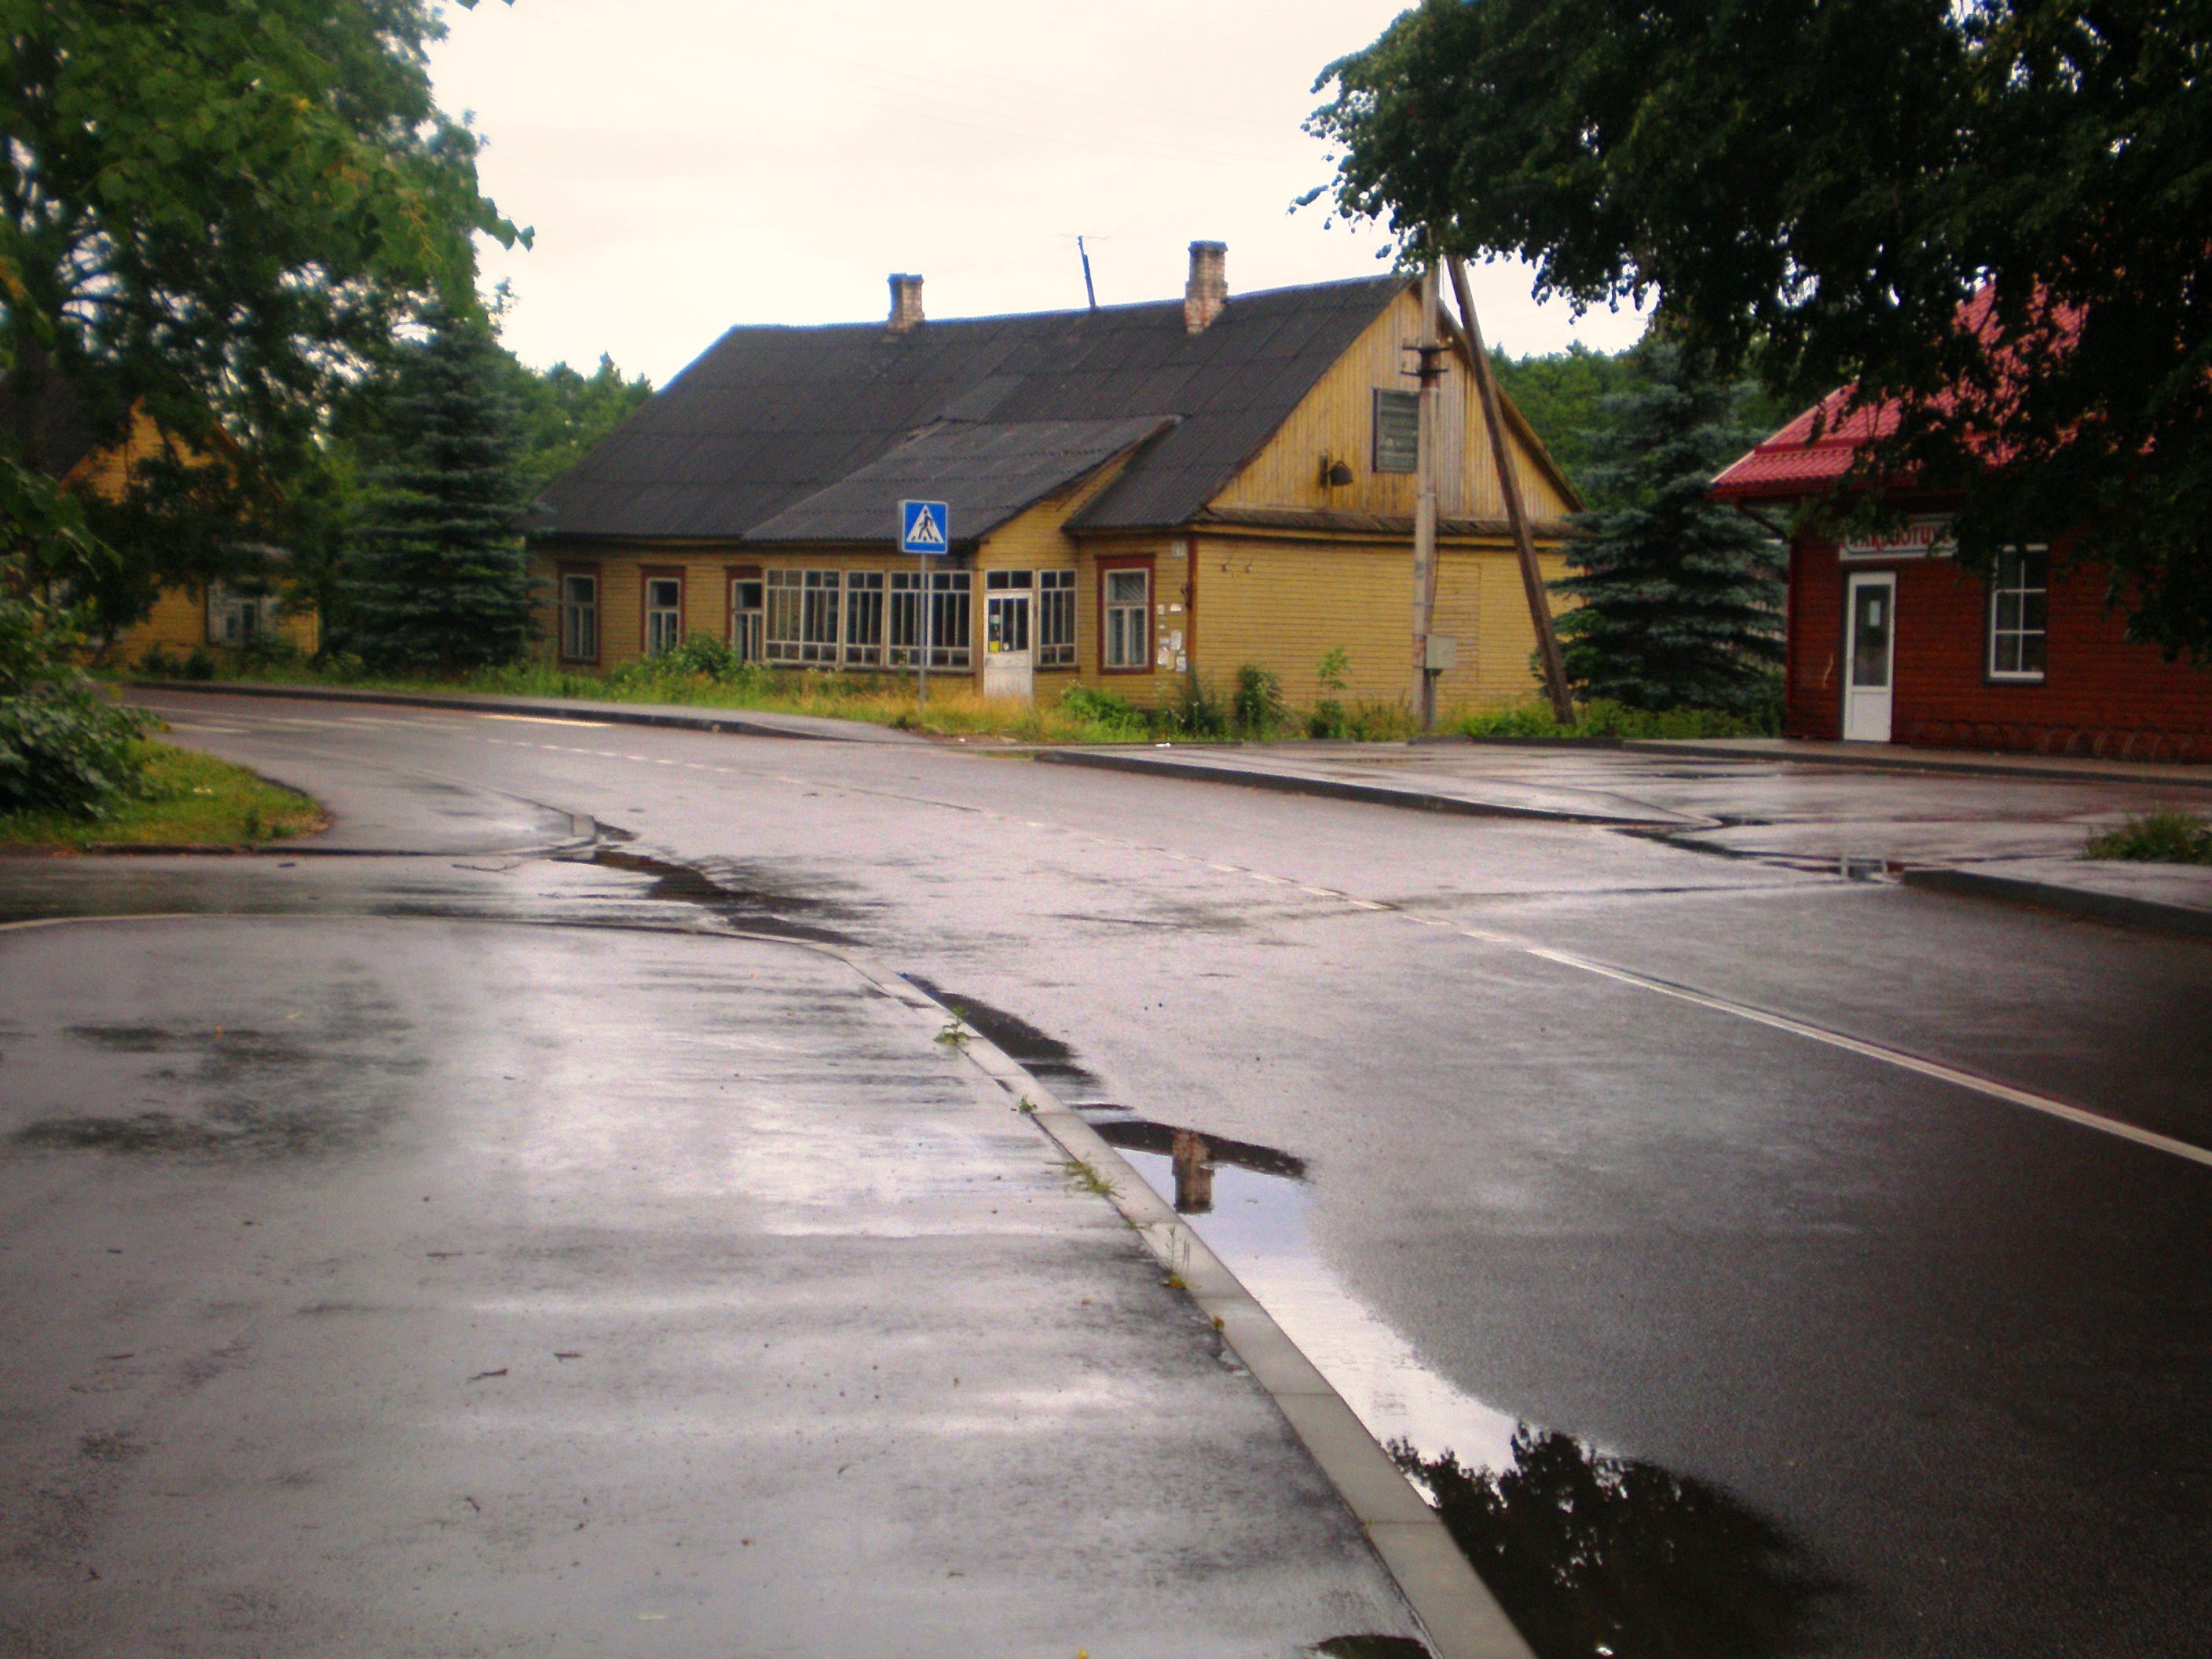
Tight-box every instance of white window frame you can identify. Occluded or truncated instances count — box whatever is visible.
[728,574,763,663]
[1038,568,1076,668]
[1103,567,1150,670]
[207,582,274,648]
[1987,545,2049,683]
[643,575,683,657]
[559,572,599,662]
[844,570,885,666]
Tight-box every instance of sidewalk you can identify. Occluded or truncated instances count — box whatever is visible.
[1035,743,1711,827]
[132,677,921,745]
[1903,856,2212,938]
[1623,735,2212,790]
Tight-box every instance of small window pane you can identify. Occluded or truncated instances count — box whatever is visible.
[1373,389,1419,473]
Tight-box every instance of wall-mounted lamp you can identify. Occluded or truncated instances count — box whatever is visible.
[1317,453,1355,489]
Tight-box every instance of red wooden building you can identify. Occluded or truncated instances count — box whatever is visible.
[1712,397,2212,762]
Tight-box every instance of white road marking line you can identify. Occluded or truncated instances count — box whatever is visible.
[1425,922,2212,1169]
[477,713,610,727]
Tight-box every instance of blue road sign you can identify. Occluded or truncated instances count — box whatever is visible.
[899,499,950,555]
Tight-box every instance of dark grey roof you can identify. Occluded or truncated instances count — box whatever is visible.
[536,276,1409,542]
[744,415,1175,544]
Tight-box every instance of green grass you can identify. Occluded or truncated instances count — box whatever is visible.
[2082,811,2212,865]
[1459,698,1782,741]
[0,741,324,851]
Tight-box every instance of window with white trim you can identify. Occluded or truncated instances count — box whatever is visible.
[559,573,599,661]
[1103,567,1149,669]
[1988,548,2048,680]
[1038,568,1076,668]
[844,570,884,666]
[729,575,762,663]
[644,576,683,656]
[766,569,844,664]
[207,583,274,647]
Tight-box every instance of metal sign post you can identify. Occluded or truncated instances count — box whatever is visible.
[899,499,950,710]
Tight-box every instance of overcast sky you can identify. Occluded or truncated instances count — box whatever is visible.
[427,0,1648,385]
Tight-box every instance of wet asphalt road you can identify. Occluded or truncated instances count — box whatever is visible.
[44,691,2212,1656]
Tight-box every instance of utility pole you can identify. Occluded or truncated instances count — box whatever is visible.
[1409,260,1445,731]
[1078,236,1098,311]
[1448,255,1575,727]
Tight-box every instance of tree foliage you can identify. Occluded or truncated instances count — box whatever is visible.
[504,352,654,493]
[1490,344,1641,504]
[343,309,535,673]
[0,0,523,628]
[0,459,148,814]
[1553,343,1784,713]
[1309,0,2212,661]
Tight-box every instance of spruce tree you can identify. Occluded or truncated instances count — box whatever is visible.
[1552,342,1784,714]
[346,309,535,673]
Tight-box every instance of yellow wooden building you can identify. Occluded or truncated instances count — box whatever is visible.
[13,380,318,662]
[531,244,1575,714]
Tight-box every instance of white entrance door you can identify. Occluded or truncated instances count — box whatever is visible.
[983,591,1033,699]
[1843,573,1895,742]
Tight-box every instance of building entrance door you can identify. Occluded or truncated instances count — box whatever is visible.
[983,587,1033,700]
[1843,572,1895,742]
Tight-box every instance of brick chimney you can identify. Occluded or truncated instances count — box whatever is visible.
[1184,241,1226,333]
[888,273,925,334]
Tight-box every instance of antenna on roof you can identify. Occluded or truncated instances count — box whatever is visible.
[1077,236,1098,311]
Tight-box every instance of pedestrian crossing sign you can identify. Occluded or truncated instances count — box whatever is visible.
[899,499,950,555]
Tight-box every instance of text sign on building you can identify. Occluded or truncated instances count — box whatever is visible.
[1840,515,1955,561]
[899,499,950,555]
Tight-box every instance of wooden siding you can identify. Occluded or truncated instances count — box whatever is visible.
[1192,533,1569,713]
[1208,286,1575,523]
[1786,532,2212,756]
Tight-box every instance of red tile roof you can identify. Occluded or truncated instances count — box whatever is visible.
[1710,286,2078,502]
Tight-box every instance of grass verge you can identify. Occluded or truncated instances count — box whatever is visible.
[1459,698,1781,741]
[2082,811,2212,865]
[0,741,324,851]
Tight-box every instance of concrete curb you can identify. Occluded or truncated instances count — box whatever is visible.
[128,679,917,745]
[1032,747,1661,827]
[1902,866,2212,939]
[840,956,1537,1659]
[1625,738,2212,789]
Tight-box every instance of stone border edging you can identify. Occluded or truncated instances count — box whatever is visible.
[836,950,1539,1659]
[1902,866,2212,939]
[128,679,914,745]
[1031,747,1653,826]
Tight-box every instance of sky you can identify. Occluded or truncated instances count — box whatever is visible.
[427,0,1648,386]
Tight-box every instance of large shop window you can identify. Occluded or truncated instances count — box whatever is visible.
[767,569,972,670]
[1038,569,1076,668]
[559,572,599,662]
[1988,548,2049,681]
[643,575,683,656]
[1103,567,1150,670]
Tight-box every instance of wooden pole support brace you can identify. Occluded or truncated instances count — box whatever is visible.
[1446,256,1576,728]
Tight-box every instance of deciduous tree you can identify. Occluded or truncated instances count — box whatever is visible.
[1308,0,2212,661]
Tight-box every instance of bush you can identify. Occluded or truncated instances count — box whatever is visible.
[0,689,149,816]
[1059,683,1148,737]
[2084,812,2212,865]
[1230,664,1288,736]
[1162,677,1229,738]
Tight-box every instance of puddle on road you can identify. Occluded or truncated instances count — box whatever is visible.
[588,848,853,944]
[906,972,1841,1659]
[1098,1108,1837,1659]
[1082,1104,1521,1474]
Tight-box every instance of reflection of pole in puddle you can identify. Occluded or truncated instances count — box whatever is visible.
[1170,1129,1214,1214]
